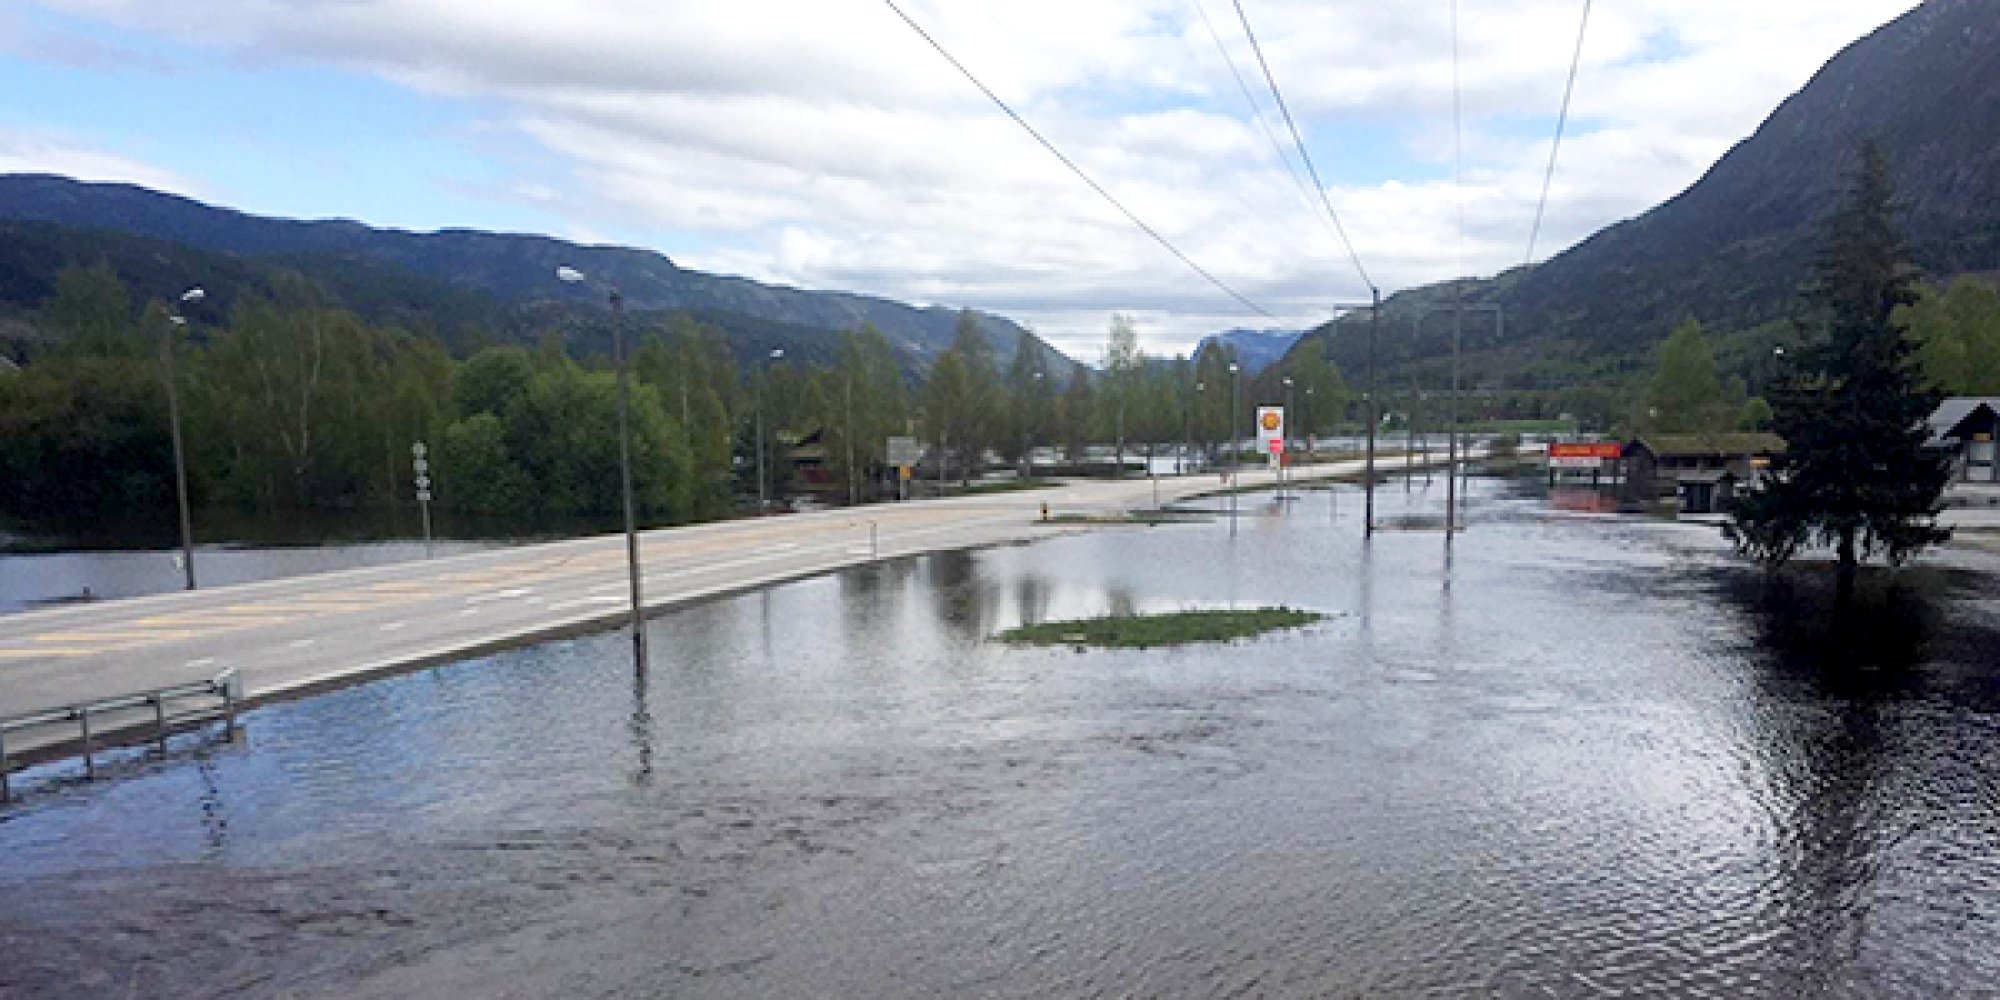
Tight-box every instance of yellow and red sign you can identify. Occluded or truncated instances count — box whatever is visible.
[1549,442,1623,460]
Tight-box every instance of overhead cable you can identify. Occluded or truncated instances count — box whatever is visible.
[1188,0,1338,245]
[882,0,1278,320]
[1230,0,1376,295]
[1524,0,1592,267]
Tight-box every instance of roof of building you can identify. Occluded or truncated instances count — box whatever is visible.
[1675,469,1738,484]
[1927,398,2000,444]
[1627,432,1787,458]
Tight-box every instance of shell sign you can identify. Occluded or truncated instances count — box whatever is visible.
[1256,406,1285,461]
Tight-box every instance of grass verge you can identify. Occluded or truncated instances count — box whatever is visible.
[996,607,1324,649]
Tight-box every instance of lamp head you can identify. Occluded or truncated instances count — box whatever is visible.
[180,287,206,304]
[555,266,586,284]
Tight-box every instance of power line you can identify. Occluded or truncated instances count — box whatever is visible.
[1524,0,1593,267]
[1230,0,1376,295]
[881,0,1277,320]
[1187,0,1337,246]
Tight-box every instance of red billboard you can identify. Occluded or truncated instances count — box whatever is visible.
[1549,442,1624,460]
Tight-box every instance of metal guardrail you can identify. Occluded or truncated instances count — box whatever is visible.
[0,668,242,802]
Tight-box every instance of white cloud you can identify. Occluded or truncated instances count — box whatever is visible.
[0,127,201,195]
[22,0,1923,358]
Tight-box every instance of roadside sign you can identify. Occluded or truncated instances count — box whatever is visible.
[887,435,921,467]
[1257,406,1285,455]
[898,466,912,481]
[1549,442,1621,470]
[1549,442,1622,460]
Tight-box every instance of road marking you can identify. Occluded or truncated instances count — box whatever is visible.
[380,621,408,632]
[35,630,206,643]
[288,638,317,649]
[184,657,216,668]
[0,648,91,660]
[548,596,624,611]
[465,588,534,605]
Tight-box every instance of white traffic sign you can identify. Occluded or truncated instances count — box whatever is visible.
[887,436,921,468]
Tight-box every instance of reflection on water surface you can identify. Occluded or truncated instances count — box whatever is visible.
[3,478,1997,997]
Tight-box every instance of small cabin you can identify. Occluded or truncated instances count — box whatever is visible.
[1926,398,2000,484]
[1623,433,1786,511]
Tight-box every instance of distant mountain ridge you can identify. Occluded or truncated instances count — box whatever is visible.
[1304,0,2000,380]
[0,174,1074,373]
[1195,328,1300,375]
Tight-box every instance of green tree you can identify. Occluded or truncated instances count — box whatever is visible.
[1004,335,1055,473]
[1727,143,1953,589]
[922,348,977,486]
[1638,319,1736,434]
[1902,276,2000,394]
[814,324,908,502]
[1191,340,1237,456]
[1100,313,1143,474]
[46,264,143,358]
[1056,369,1096,465]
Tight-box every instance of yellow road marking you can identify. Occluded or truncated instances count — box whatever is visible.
[35,629,209,643]
[0,648,93,659]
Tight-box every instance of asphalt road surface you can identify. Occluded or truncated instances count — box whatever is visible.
[1,457,1423,761]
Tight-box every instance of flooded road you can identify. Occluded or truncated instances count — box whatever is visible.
[3,477,1998,997]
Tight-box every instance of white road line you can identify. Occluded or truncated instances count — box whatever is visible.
[548,596,624,611]
[184,656,216,668]
[465,588,535,605]
[380,621,408,632]
[288,639,316,649]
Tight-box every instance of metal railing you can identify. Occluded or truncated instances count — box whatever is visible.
[0,668,241,802]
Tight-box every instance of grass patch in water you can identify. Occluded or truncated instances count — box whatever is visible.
[997,607,1324,649]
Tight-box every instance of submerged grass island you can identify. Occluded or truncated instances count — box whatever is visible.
[996,607,1325,649]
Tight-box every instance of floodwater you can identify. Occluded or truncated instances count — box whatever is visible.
[4,477,1999,997]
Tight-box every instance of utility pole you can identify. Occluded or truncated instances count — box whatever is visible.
[1447,285,1462,539]
[1365,288,1380,537]
[1229,361,1241,537]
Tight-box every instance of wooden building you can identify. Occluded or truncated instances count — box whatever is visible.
[1926,398,2000,484]
[1623,433,1786,513]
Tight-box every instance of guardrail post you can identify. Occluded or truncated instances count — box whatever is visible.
[153,695,167,750]
[77,707,94,780]
[1,729,10,803]
[218,669,240,736]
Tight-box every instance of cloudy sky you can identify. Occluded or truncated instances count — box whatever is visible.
[1,1,1917,358]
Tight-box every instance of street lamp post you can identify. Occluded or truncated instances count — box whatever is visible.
[1229,361,1241,537]
[1303,386,1314,463]
[756,348,784,511]
[556,266,645,659]
[164,287,204,590]
[1282,376,1295,496]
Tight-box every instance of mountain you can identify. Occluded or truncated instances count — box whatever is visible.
[0,174,1077,374]
[1195,329,1301,374]
[1306,0,2000,385]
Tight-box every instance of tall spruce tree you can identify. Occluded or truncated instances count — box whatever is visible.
[1726,142,1951,588]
